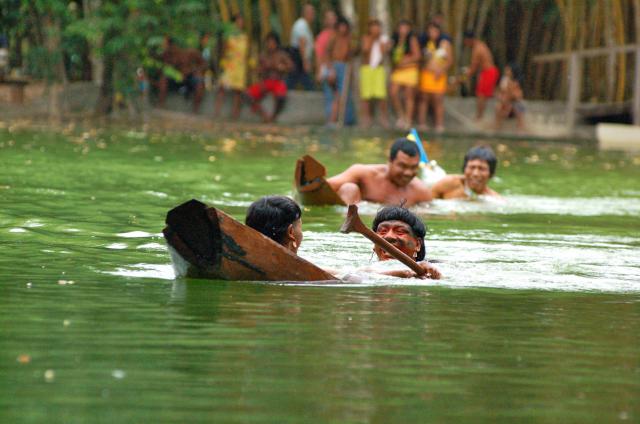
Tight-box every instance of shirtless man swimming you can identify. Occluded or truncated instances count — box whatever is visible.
[431,146,499,199]
[327,138,433,206]
[463,31,499,120]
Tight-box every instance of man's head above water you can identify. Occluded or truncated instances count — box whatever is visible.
[462,146,497,193]
[388,138,421,187]
[245,196,303,253]
[372,206,426,262]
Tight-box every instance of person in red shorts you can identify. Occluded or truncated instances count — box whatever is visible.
[463,31,499,121]
[247,32,294,123]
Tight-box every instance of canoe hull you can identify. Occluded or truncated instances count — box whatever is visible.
[294,155,345,206]
[163,199,336,282]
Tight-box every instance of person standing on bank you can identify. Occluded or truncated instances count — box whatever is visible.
[359,19,391,129]
[287,3,316,90]
[214,14,248,119]
[390,20,421,130]
[315,9,338,120]
[325,17,356,126]
[462,31,499,121]
[417,22,452,133]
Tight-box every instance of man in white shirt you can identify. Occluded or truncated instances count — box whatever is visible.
[287,3,315,90]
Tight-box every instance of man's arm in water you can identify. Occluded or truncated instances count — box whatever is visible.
[430,175,461,199]
[380,262,441,280]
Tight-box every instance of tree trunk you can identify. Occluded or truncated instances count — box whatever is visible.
[95,27,117,116]
[43,15,68,121]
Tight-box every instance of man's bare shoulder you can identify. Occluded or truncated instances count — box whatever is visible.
[431,175,464,198]
[433,175,464,190]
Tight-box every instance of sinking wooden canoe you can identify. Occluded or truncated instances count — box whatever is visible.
[163,199,336,282]
[294,155,345,206]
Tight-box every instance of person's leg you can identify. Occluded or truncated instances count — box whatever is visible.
[191,73,205,112]
[322,79,333,123]
[405,86,416,128]
[213,86,225,117]
[158,75,168,107]
[476,96,488,120]
[417,91,428,129]
[360,99,371,128]
[377,99,390,129]
[301,71,314,90]
[230,90,242,120]
[434,93,445,131]
[390,82,404,127]
[248,82,269,121]
[267,80,288,122]
[336,182,362,204]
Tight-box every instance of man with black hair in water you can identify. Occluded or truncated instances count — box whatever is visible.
[327,138,433,206]
[247,32,294,123]
[245,197,440,279]
[370,205,441,279]
[431,146,500,199]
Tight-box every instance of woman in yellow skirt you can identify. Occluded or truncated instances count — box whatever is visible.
[417,22,452,133]
[390,20,421,130]
[214,14,248,120]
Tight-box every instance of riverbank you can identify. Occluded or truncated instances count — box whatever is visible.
[0,81,596,142]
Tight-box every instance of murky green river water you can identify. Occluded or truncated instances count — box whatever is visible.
[1,124,639,423]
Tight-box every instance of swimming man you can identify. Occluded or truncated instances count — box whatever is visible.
[431,146,499,199]
[370,205,441,279]
[327,138,433,206]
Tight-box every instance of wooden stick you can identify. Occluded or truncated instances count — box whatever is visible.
[340,204,426,276]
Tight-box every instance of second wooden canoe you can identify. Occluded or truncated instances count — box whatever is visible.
[294,155,345,206]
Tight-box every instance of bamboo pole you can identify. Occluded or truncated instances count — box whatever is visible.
[612,0,626,101]
[258,0,271,40]
[218,0,230,22]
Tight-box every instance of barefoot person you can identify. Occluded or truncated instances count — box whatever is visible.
[494,63,525,130]
[359,19,390,129]
[327,138,433,206]
[390,20,421,129]
[431,146,499,199]
[417,22,452,133]
[214,15,248,119]
[247,32,294,123]
[462,31,499,121]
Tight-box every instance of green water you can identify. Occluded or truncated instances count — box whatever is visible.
[1,125,639,423]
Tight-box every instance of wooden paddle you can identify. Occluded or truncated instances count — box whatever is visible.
[340,204,426,276]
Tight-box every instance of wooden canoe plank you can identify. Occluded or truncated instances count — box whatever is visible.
[294,155,345,206]
[163,199,336,282]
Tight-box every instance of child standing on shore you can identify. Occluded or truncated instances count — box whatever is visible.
[494,63,525,130]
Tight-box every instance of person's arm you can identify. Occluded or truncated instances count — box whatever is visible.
[466,46,480,77]
[412,181,434,203]
[298,37,311,73]
[442,40,453,71]
[326,164,364,192]
[430,175,459,199]
[400,35,421,66]
[379,262,441,280]
[361,35,372,57]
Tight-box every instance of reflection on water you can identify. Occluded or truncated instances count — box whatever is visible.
[1,127,639,423]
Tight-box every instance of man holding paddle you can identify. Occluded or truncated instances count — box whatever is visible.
[327,138,433,206]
